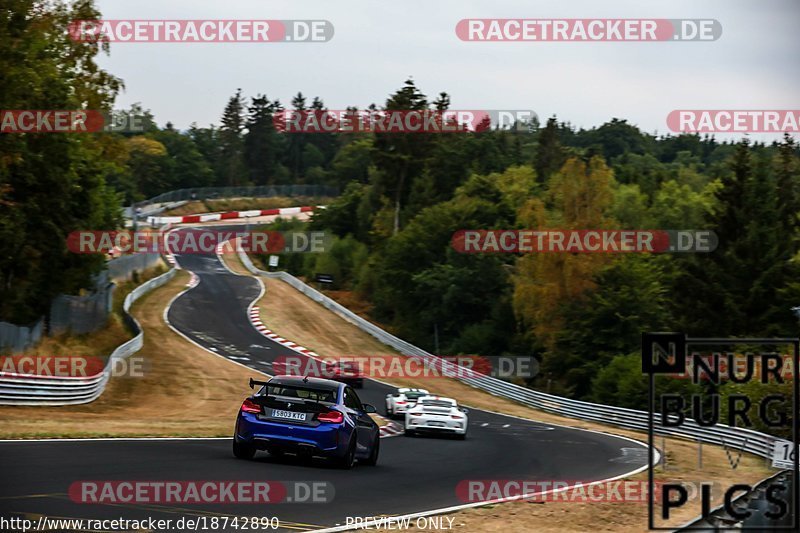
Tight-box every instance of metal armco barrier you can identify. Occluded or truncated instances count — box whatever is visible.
[0,269,177,405]
[237,250,786,461]
[135,184,339,213]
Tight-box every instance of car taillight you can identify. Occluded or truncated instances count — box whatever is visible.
[396,400,406,404]
[241,399,261,414]
[451,415,464,419]
[317,410,344,423]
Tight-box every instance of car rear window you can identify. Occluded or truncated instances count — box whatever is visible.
[421,399,455,408]
[404,392,427,399]
[266,385,336,404]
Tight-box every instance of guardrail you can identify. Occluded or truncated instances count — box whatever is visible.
[237,250,785,462]
[0,268,177,405]
[133,184,339,214]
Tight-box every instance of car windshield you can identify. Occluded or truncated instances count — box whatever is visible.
[266,385,336,404]
[404,392,427,400]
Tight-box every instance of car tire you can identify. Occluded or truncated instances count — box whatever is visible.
[456,433,467,440]
[268,448,284,458]
[232,438,256,460]
[363,435,380,466]
[405,429,416,437]
[334,436,357,469]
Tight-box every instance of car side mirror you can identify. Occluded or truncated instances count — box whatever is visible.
[460,408,469,414]
[363,404,377,414]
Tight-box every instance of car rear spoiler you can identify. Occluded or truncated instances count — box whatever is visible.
[249,378,270,389]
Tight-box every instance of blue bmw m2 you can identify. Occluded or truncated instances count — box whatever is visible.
[233,375,380,469]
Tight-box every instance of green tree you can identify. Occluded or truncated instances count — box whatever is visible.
[219,88,247,185]
[372,79,433,234]
[244,95,282,185]
[534,117,566,182]
[0,0,122,323]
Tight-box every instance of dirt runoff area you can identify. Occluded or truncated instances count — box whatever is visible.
[247,270,775,532]
[0,270,263,438]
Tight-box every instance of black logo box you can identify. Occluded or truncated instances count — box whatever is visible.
[642,332,799,530]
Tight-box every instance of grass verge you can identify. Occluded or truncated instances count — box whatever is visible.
[0,270,262,438]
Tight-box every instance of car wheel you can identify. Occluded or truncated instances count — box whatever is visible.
[456,433,467,440]
[268,448,284,458]
[363,435,380,466]
[405,429,416,437]
[232,438,256,459]
[335,437,356,469]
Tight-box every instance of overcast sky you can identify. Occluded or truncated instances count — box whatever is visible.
[93,0,799,141]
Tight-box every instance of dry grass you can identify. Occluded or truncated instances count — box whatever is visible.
[253,274,774,532]
[0,271,263,438]
[218,246,254,277]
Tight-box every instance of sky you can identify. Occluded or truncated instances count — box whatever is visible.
[92,0,800,141]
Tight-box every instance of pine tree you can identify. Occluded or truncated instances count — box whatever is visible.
[534,117,566,182]
[219,89,247,186]
[243,95,281,185]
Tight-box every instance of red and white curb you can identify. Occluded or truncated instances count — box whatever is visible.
[187,272,199,288]
[379,420,404,437]
[248,306,321,359]
[149,206,317,225]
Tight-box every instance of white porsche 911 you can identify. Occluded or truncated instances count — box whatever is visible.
[385,387,429,418]
[404,396,469,439]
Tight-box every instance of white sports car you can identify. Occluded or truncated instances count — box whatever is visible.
[385,388,429,418]
[404,396,469,439]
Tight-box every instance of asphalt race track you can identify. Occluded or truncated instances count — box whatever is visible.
[0,227,651,532]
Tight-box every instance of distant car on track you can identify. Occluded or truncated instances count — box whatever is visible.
[326,360,364,388]
[404,396,468,439]
[233,375,379,468]
[385,387,429,418]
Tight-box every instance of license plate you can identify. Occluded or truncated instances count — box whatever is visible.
[272,410,306,421]
[428,421,446,427]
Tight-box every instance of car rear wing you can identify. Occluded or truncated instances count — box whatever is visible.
[252,378,337,402]
[249,378,270,389]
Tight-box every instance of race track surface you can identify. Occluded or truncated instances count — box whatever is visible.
[0,228,650,532]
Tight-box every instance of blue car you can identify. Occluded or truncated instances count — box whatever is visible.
[233,375,380,469]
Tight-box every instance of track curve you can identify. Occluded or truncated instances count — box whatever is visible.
[0,227,651,532]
